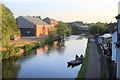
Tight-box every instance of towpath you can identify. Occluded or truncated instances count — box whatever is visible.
[85,40,101,78]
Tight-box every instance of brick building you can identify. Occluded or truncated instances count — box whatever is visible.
[16,16,50,37]
[43,17,58,31]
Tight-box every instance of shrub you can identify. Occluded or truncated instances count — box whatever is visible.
[24,44,34,51]
[14,47,20,54]
[2,50,9,59]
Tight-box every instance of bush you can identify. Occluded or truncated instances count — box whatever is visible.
[2,46,21,59]
[14,47,20,54]
[24,44,34,51]
[2,50,9,59]
[38,39,47,47]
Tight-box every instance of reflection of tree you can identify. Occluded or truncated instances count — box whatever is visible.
[2,60,21,78]
[57,40,65,48]
[23,50,33,57]
[57,40,65,54]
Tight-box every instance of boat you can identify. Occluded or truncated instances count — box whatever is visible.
[67,54,84,68]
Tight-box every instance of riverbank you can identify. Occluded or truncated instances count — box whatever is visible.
[76,36,90,78]
[2,35,58,60]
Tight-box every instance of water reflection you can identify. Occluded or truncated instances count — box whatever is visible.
[56,40,66,54]
[2,60,21,78]
[36,48,43,55]
[2,35,88,78]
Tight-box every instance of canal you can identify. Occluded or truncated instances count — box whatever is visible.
[2,35,88,78]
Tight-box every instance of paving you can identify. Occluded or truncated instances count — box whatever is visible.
[85,41,101,78]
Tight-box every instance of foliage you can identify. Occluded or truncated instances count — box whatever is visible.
[24,44,34,51]
[5,44,16,57]
[46,31,57,46]
[2,44,20,59]
[55,22,71,37]
[2,60,21,78]
[23,49,33,57]
[14,47,20,54]
[38,39,47,46]
[71,23,79,35]
[2,3,20,47]
[66,27,72,36]
[89,22,106,36]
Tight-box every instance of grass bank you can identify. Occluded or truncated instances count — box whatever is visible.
[76,36,90,78]
[2,35,59,60]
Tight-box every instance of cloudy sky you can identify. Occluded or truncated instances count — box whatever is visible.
[1,0,120,23]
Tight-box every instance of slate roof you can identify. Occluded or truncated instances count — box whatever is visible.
[43,17,56,22]
[115,14,120,19]
[112,26,118,33]
[22,16,49,25]
[106,23,117,28]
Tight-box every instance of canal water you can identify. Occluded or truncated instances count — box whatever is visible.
[2,35,88,78]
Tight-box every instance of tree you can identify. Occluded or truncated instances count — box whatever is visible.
[66,27,72,36]
[46,30,57,46]
[1,3,20,47]
[71,23,79,35]
[55,22,71,37]
[89,22,106,36]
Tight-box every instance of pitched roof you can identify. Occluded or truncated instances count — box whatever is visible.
[112,26,118,33]
[22,16,49,25]
[43,17,56,22]
[115,14,120,19]
[106,23,117,28]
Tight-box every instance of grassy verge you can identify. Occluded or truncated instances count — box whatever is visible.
[76,36,90,79]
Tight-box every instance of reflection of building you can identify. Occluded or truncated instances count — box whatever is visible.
[54,42,58,47]
[44,46,49,52]
[43,17,58,31]
[36,48,43,55]
[16,16,50,37]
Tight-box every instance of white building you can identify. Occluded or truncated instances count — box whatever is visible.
[115,14,120,78]
[112,30,117,62]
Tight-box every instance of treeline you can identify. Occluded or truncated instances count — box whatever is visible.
[89,22,106,36]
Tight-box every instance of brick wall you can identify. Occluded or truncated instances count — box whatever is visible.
[35,25,50,37]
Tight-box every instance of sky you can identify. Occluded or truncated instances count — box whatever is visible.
[1,0,120,23]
